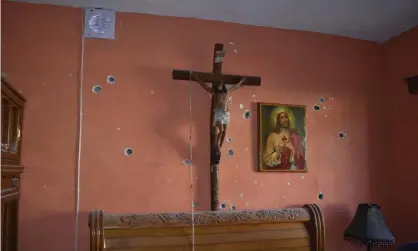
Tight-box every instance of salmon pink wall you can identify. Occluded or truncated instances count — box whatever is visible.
[1,2,401,251]
[382,27,418,246]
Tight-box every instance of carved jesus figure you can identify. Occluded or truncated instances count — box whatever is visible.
[194,73,246,152]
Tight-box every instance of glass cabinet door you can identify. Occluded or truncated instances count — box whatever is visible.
[1,94,23,162]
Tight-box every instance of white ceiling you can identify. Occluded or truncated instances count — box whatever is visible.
[9,0,418,42]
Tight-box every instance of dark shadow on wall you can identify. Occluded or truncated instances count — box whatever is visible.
[249,101,258,172]
[138,65,211,211]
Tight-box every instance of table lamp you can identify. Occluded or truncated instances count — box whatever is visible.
[344,203,395,251]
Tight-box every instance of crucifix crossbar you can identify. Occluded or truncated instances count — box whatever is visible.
[172,43,261,211]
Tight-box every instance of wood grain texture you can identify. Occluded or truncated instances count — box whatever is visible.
[88,204,325,251]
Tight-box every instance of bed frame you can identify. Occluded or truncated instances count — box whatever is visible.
[88,204,325,251]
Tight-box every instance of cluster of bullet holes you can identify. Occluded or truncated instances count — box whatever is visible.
[92,75,116,94]
[92,85,102,93]
[243,110,252,119]
[124,148,133,156]
[220,203,236,211]
[227,148,235,156]
[317,192,324,200]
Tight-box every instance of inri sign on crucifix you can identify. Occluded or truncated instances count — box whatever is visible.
[172,43,261,210]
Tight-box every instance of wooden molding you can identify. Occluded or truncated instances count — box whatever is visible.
[405,75,418,95]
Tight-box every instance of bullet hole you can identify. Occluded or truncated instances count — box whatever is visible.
[231,205,237,211]
[220,203,227,209]
[252,94,256,98]
[339,132,347,139]
[287,182,291,186]
[233,49,238,53]
[150,91,155,94]
[192,201,199,208]
[124,148,133,156]
[183,159,192,165]
[313,105,320,111]
[301,176,305,180]
[229,41,234,45]
[92,85,102,93]
[243,110,252,119]
[245,202,249,206]
[227,148,235,156]
[317,192,324,200]
[226,137,232,143]
[239,104,244,109]
[228,97,232,101]
[253,180,258,184]
[107,75,116,84]
[329,96,335,100]
[240,193,243,198]
[318,97,325,103]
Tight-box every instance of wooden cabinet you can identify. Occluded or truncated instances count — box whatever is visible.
[1,76,25,251]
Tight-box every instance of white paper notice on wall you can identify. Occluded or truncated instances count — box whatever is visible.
[83,8,116,40]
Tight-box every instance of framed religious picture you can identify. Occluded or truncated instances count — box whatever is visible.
[257,102,307,172]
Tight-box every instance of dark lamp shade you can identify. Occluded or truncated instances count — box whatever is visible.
[344,204,395,248]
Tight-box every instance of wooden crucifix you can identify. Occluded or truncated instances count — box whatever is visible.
[172,43,261,211]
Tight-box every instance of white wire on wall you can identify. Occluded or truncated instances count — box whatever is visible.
[188,71,196,251]
[74,10,86,251]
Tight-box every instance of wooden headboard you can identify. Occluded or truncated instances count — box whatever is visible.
[89,204,325,251]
